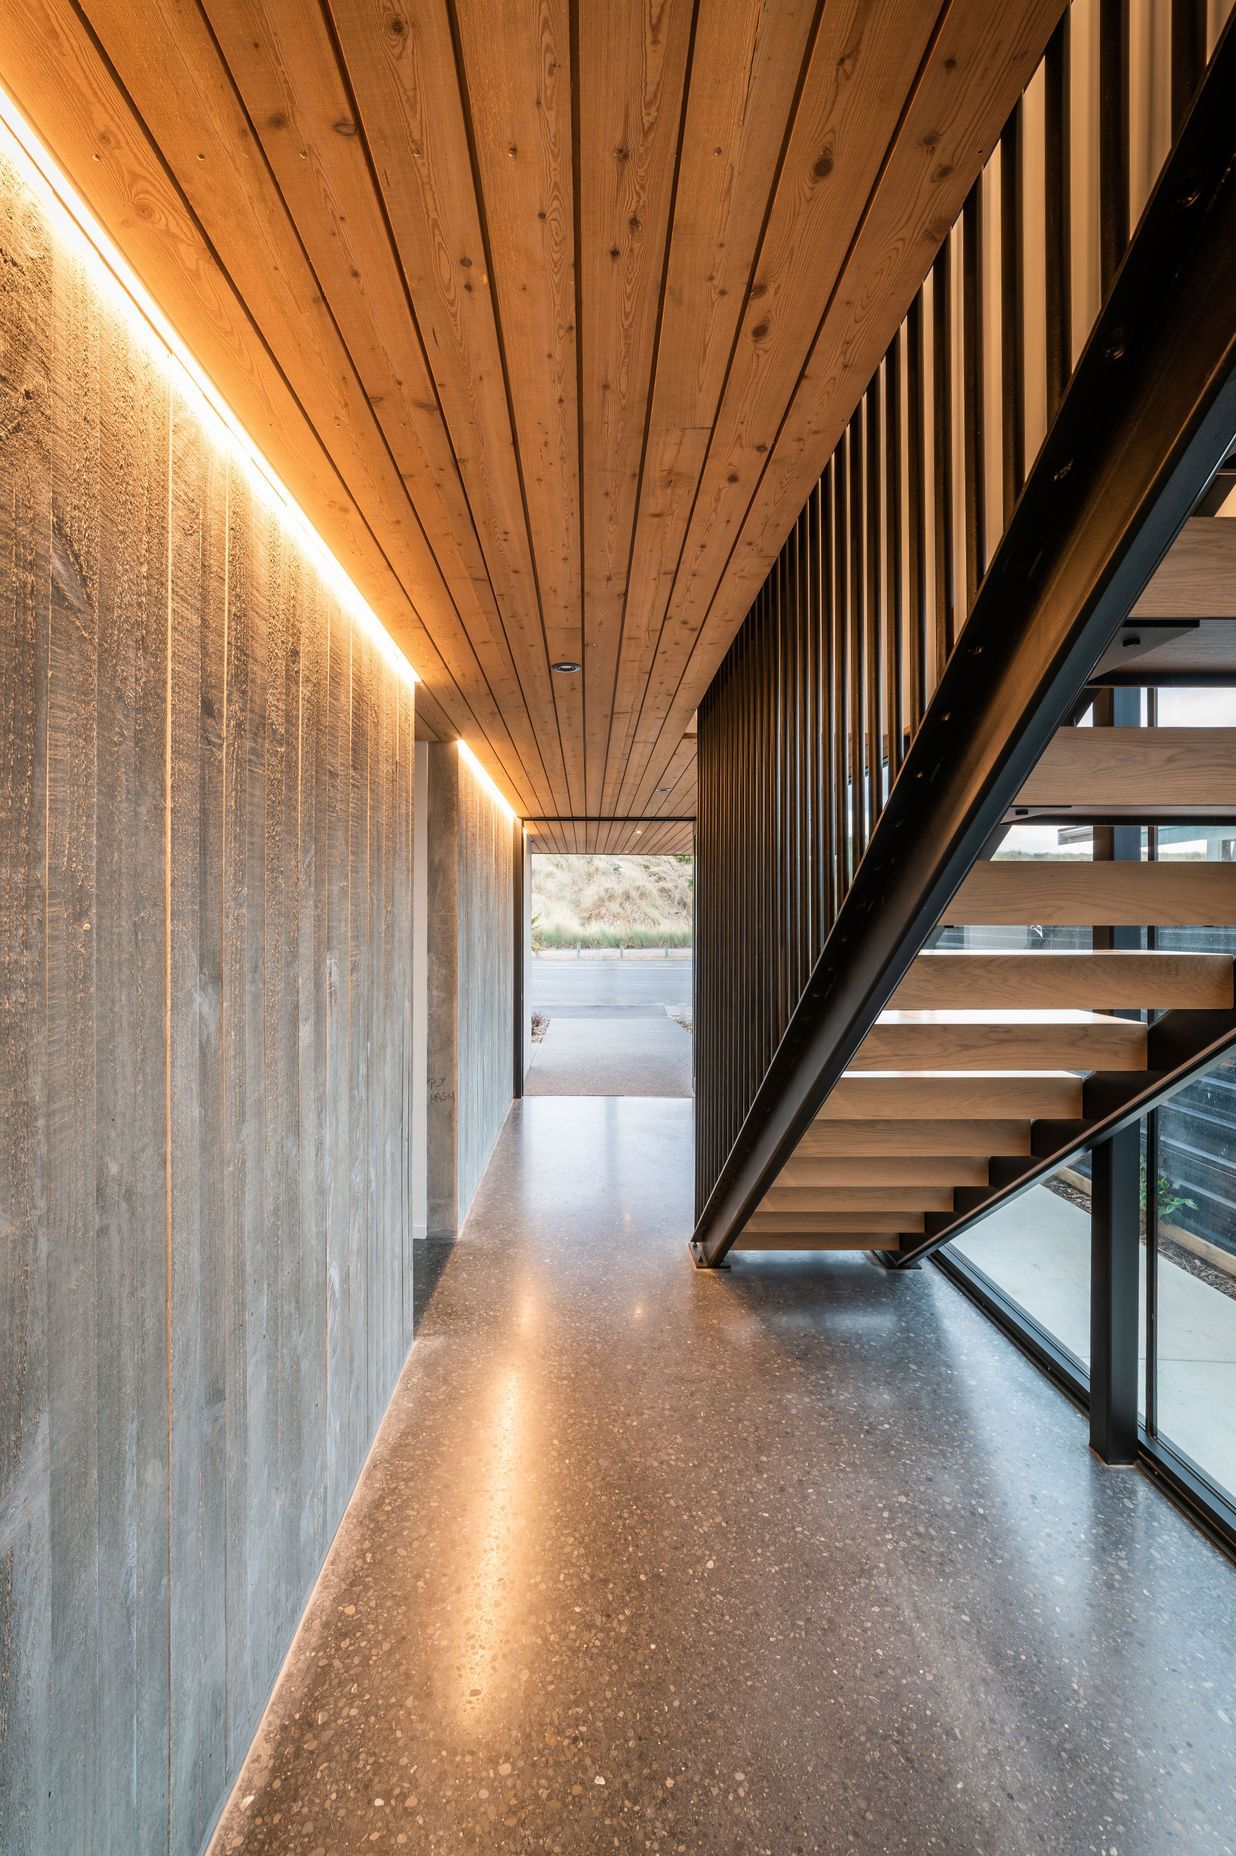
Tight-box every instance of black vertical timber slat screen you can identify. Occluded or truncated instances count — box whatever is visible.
[694,0,1223,1223]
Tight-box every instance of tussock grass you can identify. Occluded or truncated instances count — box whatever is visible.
[531,853,692,950]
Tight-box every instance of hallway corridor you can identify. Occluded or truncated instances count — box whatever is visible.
[209,1098,1236,1856]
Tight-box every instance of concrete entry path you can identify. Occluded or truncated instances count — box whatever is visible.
[211,1098,1236,1856]
[526,1011,692,1096]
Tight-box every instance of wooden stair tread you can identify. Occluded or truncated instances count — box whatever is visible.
[817,1072,1085,1119]
[755,685,1236,1257]
[854,1012,1147,1072]
[1132,516,1236,618]
[892,950,1233,1010]
[797,1119,1032,1156]
[945,859,1236,927]
[745,1209,922,1232]
[877,1007,1146,1023]
[733,1234,901,1252]
[1017,727,1236,808]
[1094,618,1236,683]
[779,1156,989,1186]
[761,1185,954,1212]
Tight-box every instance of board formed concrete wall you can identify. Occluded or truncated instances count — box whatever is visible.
[0,148,415,1856]
[426,744,514,1236]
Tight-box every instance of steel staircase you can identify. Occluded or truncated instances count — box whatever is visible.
[730,561,1236,1261]
[691,8,1236,1272]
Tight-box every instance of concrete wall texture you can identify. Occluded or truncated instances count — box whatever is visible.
[0,150,417,1856]
[426,744,514,1236]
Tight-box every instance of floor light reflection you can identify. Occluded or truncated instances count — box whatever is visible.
[457,1367,526,1721]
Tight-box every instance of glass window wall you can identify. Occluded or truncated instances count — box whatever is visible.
[945,822,1099,1362]
[1149,1053,1236,1502]
[1142,684,1236,1505]
[938,680,1236,1538]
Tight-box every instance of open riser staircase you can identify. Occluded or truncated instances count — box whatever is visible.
[692,6,1236,1272]
[741,712,1236,1259]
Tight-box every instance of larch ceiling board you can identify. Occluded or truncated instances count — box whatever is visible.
[327,0,575,812]
[602,0,819,815]
[526,818,693,854]
[0,0,507,778]
[600,732,695,851]
[618,0,1069,818]
[612,0,945,815]
[102,0,559,815]
[448,0,586,809]
[576,0,695,814]
[204,0,568,815]
[606,740,696,850]
[0,0,1065,827]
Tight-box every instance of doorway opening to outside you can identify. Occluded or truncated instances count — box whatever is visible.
[525,852,694,1097]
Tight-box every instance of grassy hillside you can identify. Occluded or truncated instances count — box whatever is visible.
[531,853,693,949]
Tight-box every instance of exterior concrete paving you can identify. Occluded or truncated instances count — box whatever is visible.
[958,1181,1236,1500]
[526,1011,693,1096]
[528,954,693,1015]
[210,1098,1236,1856]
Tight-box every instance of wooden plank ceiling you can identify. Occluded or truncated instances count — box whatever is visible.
[0,0,1063,850]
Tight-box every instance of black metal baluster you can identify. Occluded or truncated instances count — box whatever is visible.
[1044,11,1073,422]
[810,486,825,950]
[750,600,759,1095]
[932,241,956,666]
[801,499,815,966]
[1000,105,1026,527]
[799,511,811,991]
[848,409,866,868]
[825,461,842,921]
[832,449,850,894]
[808,496,823,957]
[761,581,773,1076]
[961,182,985,613]
[907,291,928,721]
[771,570,782,1034]
[789,524,805,1010]
[732,621,745,1138]
[865,377,884,823]
[886,333,905,781]
[1099,0,1130,296]
[1171,0,1207,134]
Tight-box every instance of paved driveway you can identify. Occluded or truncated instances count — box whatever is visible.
[528,956,692,1017]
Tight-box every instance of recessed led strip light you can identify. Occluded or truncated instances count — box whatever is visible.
[456,739,517,822]
[0,83,418,694]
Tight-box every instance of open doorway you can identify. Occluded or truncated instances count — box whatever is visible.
[525,853,693,1096]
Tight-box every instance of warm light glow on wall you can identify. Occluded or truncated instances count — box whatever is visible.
[0,84,418,694]
[457,739,518,822]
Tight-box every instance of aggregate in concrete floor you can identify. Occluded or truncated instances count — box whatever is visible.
[210,1098,1236,1856]
[525,1012,693,1096]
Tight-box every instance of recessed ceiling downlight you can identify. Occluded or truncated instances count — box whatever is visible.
[551,660,582,673]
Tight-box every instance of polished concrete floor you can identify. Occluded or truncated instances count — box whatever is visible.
[210,1099,1236,1856]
